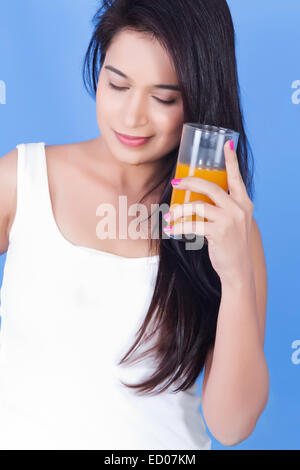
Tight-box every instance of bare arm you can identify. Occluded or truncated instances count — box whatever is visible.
[201,216,269,446]
[0,148,18,254]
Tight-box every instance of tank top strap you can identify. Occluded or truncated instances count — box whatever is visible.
[9,142,49,245]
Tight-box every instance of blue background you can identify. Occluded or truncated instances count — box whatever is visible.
[0,0,299,450]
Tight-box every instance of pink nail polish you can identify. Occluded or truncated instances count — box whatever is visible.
[163,212,171,221]
[229,140,234,151]
[163,226,172,232]
[171,178,182,185]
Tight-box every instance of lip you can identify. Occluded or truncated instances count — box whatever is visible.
[114,130,153,147]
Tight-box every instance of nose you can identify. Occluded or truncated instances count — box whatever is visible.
[122,91,149,129]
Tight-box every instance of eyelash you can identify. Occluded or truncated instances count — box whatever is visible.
[108,82,177,105]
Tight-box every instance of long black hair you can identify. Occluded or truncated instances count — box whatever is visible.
[82,0,255,396]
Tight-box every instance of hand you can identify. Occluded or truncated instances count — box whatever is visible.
[163,140,254,285]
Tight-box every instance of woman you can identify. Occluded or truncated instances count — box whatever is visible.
[0,0,269,450]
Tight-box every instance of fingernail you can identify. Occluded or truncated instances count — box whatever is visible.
[163,226,172,232]
[229,140,235,151]
[163,212,171,221]
[171,178,182,186]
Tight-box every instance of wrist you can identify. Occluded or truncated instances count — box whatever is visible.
[220,261,255,291]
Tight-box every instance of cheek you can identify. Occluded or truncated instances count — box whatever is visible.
[96,74,121,121]
[153,104,184,138]
[96,87,119,120]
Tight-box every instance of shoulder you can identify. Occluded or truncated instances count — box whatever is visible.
[0,147,18,181]
[0,148,18,213]
[43,139,95,179]
[45,138,107,191]
[44,141,77,164]
[44,138,99,169]
[0,148,18,253]
[4,140,94,243]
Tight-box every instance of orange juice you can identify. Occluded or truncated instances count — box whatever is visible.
[170,163,228,226]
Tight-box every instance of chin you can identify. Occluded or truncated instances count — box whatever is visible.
[111,145,146,164]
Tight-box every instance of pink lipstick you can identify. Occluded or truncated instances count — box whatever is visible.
[114,130,153,147]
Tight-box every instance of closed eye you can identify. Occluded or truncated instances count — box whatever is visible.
[108,82,177,105]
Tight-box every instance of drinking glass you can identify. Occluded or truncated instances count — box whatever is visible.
[169,123,240,243]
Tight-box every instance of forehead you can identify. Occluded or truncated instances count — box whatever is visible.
[105,29,178,83]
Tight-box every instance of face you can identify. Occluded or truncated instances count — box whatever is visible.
[96,29,184,166]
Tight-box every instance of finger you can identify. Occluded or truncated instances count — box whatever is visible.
[171,176,230,210]
[166,200,219,222]
[164,220,213,238]
[224,140,249,200]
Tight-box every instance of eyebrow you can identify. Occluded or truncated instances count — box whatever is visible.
[104,65,181,91]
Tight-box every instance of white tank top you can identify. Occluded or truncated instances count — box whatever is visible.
[0,142,211,450]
